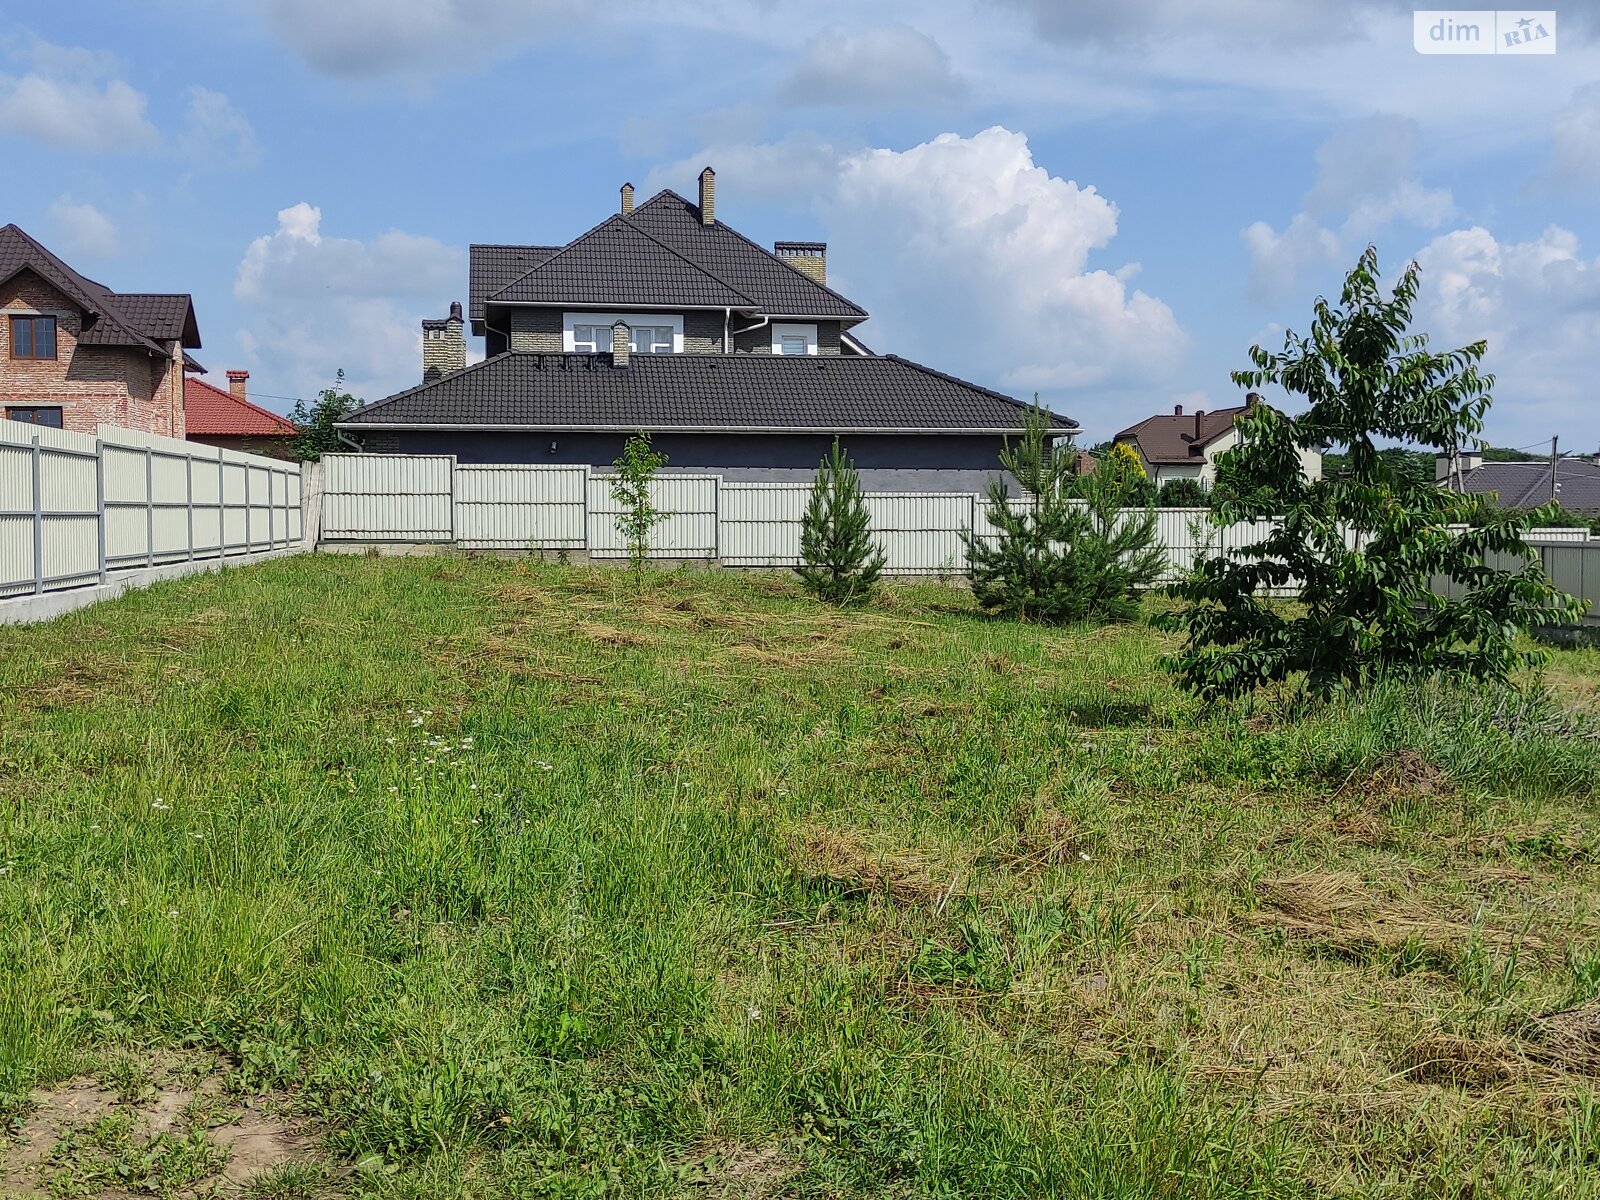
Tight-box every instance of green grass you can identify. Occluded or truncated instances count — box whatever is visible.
[3,554,1600,1197]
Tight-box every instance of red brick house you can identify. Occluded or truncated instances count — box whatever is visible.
[184,369,298,459]
[1,224,201,438]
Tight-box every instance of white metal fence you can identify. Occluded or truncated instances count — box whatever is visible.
[315,454,1599,602]
[1,421,302,599]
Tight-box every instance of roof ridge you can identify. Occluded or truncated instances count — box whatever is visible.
[630,190,868,318]
[0,225,162,352]
[187,375,297,431]
[486,215,757,308]
[705,216,869,318]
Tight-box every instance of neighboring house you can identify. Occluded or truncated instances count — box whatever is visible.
[340,169,1077,491]
[1,224,201,438]
[1113,397,1322,488]
[1438,451,1600,512]
[184,369,299,459]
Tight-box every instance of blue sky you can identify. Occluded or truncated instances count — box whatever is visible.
[3,1,1597,448]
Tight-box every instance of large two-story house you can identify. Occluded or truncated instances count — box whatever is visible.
[1,224,202,438]
[339,169,1076,490]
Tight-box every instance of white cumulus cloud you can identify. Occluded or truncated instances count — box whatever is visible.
[46,198,120,260]
[179,87,261,168]
[1413,225,1600,445]
[1244,115,1453,304]
[825,127,1186,401]
[0,73,159,152]
[234,203,465,405]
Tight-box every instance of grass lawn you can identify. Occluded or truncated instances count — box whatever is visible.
[3,554,1600,1198]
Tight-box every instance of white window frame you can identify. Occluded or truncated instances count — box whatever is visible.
[563,312,684,354]
[771,322,819,356]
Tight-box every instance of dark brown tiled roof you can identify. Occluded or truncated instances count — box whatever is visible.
[471,191,869,325]
[489,218,754,309]
[627,191,867,319]
[1115,405,1246,464]
[343,351,1076,434]
[112,293,200,346]
[468,243,559,328]
[0,224,200,351]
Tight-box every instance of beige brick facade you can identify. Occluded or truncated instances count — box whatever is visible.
[1,269,185,438]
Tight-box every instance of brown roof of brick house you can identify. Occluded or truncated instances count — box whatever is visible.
[0,224,201,352]
[1115,404,1247,464]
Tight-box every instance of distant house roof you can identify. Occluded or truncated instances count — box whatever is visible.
[184,376,297,438]
[1456,459,1600,512]
[468,243,560,331]
[341,352,1077,435]
[1116,404,1247,464]
[490,217,754,309]
[470,188,868,335]
[0,224,201,353]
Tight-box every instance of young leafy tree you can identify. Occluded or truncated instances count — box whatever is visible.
[1161,247,1580,701]
[289,369,361,462]
[610,433,668,584]
[962,402,1163,624]
[797,439,886,605]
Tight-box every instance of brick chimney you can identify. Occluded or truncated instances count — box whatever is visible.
[1172,403,1183,416]
[422,301,466,382]
[226,370,249,402]
[774,241,826,285]
[1194,409,1205,440]
[698,166,715,225]
[620,182,634,215]
[611,320,631,368]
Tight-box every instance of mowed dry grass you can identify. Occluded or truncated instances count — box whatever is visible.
[1,553,1599,1198]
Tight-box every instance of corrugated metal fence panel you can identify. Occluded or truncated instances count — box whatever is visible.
[719,483,809,566]
[588,473,719,558]
[865,493,975,574]
[1,422,301,599]
[456,464,587,549]
[322,454,455,541]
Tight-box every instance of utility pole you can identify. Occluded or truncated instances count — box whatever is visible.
[1552,435,1560,505]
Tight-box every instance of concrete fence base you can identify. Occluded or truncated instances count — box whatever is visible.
[0,546,304,625]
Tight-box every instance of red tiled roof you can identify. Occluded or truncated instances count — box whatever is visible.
[184,376,297,437]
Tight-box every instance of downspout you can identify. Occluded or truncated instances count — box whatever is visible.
[723,306,731,354]
[335,428,365,452]
[728,313,771,352]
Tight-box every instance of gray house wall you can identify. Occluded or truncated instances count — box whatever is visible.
[731,321,842,355]
[352,429,1012,492]
[496,308,845,357]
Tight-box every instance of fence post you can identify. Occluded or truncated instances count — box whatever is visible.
[186,454,195,561]
[95,437,107,584]
[144,445,154,568]
[244,460,252,553]
[30,436,43,594]
[448,457,457,545]
[218,455,226,554]
[267,468,276,549]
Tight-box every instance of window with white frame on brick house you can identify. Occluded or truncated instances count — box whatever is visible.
[8,314,57,360]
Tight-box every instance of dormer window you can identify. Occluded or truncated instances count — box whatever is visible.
[772,323,817,356]
[564,312,683,354]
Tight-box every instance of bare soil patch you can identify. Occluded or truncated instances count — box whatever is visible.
[0,1051,334,1199]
